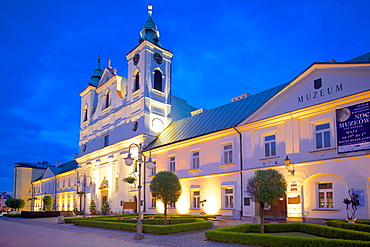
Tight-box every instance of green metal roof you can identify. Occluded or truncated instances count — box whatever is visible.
[171,95,198,122]
[146,83,289,150]
[139,4,162,48]
[346,52,370,63]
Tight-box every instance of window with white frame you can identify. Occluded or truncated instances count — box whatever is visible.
[68,178,71,187]
[168,202,176,208]
[151,161,157,176]
[317,182,334,208]
[169,156,176,172]
[192,190,201,209]
[62,179,65,188]
[223,186,234,209]
[314,123,332,150]
[192,151,200,169]
[223,144,233,164]
[150,193,156,208]
[264,134,276,157]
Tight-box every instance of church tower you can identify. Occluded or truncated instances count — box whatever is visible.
[78,4,173,156]
[125,4,174,137]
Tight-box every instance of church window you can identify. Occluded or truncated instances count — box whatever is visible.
[103,134,109,147]
[104,91,110,109]
[134,72,140,92]
[83,105,88,122]
[153,70,163,92]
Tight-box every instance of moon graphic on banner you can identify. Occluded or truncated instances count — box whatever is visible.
[336,108,351,122]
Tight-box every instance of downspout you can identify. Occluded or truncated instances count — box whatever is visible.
[233,127,244,219]
[54,175,57,211]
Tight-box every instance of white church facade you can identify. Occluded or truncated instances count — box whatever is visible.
[16,4,370,221]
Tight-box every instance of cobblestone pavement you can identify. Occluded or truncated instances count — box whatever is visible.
[0,216,254,247]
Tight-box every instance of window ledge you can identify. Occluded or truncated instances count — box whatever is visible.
[309,147,336,154]
[220,208,235,210]
[219,163,235,169]
[189,169,201,174]
[259,156,280,162]
[312,208,339,211]
[102,106,112,112]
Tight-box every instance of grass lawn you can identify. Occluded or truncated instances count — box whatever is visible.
[267,232,322,238]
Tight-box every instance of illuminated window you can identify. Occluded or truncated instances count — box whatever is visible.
[192,190,200,209]
[317,182,333,208]
[192,151,200,169]
[315,123,331,149]
[134,72,140,91]
[153,70,163,92]
[223,144,233,164]
[223,187,234,209]
[264,135,276,157]
[169,156,176,172]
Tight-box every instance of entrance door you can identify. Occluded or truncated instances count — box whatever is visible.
[264,195,287,221]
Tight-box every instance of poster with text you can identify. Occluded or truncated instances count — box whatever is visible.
[336,101,370,153]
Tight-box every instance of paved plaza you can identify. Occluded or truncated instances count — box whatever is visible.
[0,216,254,247]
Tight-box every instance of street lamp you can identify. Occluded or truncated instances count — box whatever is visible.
[78,174,93,217]
[124,143,154,240]
[284,156,295,176]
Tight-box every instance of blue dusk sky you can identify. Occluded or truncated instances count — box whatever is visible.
[1,0,369,194]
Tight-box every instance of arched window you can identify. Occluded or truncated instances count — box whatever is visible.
[83,105,88,122]
[134,72,140,92]
[154,70,163,92]
[105,91,110,109]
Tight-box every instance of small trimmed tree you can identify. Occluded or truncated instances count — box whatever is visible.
[246,169,287,234]
[101,201,111,215]
[5,198,25,211]
[89,199,96,214]
[43,195,53,211]
[150,171,182,225]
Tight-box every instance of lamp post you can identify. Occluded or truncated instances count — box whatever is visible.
[78,174,92,217]
[124,143,154,240]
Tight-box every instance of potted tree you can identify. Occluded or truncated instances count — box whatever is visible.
[123,176,136,184]
[89,199,96,215]
[100,201,111,215]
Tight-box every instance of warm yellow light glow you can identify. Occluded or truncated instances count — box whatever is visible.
[176,195,189,214]
[203,196,218,215]
[157,201,164,214]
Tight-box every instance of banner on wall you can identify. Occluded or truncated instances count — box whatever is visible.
[336,101,370,153]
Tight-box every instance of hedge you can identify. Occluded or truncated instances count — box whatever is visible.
[326,220,370,233]
[73,217,212,234]
[205,223,370,247]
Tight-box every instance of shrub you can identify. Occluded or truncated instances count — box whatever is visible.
[5,198,25,211]
[326,220,370,233]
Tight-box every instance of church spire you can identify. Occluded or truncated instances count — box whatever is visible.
[89,56,102,87]
[139,4,162,48]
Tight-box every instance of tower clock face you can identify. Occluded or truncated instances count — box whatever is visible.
[133,54,140,65]
[153,53,163,64]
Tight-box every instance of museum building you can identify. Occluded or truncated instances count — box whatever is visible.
[15,5,370,221]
